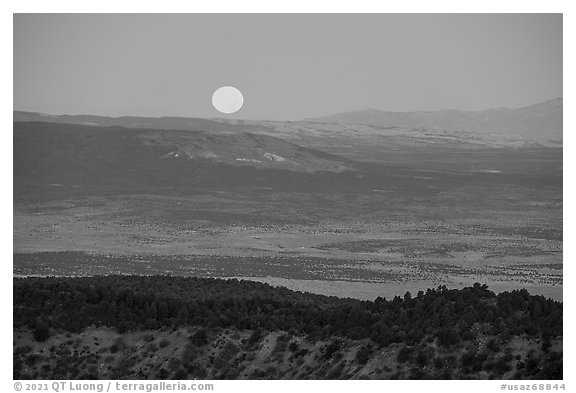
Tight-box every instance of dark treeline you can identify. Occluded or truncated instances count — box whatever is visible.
[14,276,561,349]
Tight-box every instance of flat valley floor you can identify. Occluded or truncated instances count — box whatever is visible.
[14,170,562,300]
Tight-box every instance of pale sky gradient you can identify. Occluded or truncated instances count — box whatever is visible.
[13,14,562,120]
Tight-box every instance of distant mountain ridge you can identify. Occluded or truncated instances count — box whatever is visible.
[307,98,562,142]
[13,99,562,154]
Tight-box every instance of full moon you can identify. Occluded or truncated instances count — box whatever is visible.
[212,86,244,114]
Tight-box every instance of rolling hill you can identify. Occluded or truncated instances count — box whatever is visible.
[13,111,263,133]
[13,121,359,201]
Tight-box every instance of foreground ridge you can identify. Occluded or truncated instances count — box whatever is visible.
[13,276,562,380]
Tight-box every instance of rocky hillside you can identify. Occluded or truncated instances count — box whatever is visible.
[13,325,561,380]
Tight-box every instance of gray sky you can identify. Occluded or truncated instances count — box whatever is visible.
[13,14,562,120]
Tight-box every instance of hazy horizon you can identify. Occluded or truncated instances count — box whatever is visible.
[14,14,562,121]
[13,96,563,122]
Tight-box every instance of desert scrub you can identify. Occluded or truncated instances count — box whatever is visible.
[355,343,373,365]
[109,337,127,353]
[142,333,155,342]
[214,341,240,369]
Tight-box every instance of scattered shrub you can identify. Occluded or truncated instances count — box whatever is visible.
[288,341,299,352]
[323,339,342,360]
[397,346,412,363]
[33,320,50,342]
[190,329,209,346]
[110,337,127,353]
[355,344,373,365]
[142,333,155,342]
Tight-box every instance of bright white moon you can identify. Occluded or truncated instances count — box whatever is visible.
[212,86,244,114]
